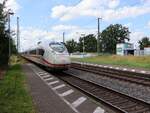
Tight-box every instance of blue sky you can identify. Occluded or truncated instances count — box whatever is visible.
[17,0,149,30]
[4,0,150,51]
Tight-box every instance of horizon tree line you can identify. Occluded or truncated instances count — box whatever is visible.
[0,0,17,68]
[65,24,150,54]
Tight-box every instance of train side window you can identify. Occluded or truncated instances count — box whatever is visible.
[30,50,36,54]
[39,49,44,56]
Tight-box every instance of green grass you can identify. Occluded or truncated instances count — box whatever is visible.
[0,64,36,113]
[72,55,150,69]
[10,55,27,65]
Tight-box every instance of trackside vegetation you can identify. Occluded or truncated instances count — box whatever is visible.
[72,55,150,69]
[0,64,36,113]
[0,1,17,68]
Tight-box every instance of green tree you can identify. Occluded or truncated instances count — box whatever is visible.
[85,34,97,52]
[77,34,97,52]
[138,37,150,50]
[0,1,16,67]
[0,1,8,67]
[101,24,130,54]
[77,37,83,52]
[65,39,78,53]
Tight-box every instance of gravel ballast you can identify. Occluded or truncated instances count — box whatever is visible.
[66,68,150,103]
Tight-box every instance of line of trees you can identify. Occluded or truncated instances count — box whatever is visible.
[65,24,150,54]
[66,24,130,54]
[66,34,97,53]
[0,1,17,67]
[138,37,150,50]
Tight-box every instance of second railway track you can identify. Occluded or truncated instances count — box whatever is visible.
[71,63,150,86]
[55,72,150,113]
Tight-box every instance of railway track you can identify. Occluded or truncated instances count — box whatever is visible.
[25,58,150,112]
[55,72,150,113]
[71,63,150,86]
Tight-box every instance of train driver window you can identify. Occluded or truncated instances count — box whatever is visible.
[49,42,66,53]
[39,49,44,56]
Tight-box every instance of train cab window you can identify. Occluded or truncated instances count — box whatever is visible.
[30,50,36,54]
[38,49,44,56]
[49,42,66,53]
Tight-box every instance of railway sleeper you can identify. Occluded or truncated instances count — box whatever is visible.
[124,105,150,113]
[117,102,146,112]
[72,66,150,86]
[106,98,128,104]
[72,63,150,80]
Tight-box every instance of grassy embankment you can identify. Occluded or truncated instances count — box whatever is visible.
[0,55,36,113]
[72,55,150,69]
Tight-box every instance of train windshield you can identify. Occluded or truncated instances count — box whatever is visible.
[49,42,66,53]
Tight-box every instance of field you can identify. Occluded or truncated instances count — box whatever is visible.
[0,56,36,113]
[72,55,150,69]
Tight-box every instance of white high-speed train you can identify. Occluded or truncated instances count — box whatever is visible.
[23,41,71,70]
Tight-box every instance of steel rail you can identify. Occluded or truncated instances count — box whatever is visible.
[55,72,150,113]
[71,63,150,86]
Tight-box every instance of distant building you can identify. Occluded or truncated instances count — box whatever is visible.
[134,49,144,56]
[116,43,134,56]
[144,47,150,55]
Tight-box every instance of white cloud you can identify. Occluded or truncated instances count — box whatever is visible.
[0,0,20,13]
[141,0,150,5]
[18,25,148,51]
[51,0,150,21]
[52,24,79,31]
[66,28,97,41]
[129,31,145,48]
[51,24,97,41]
[51,0,120,21]
[6,0,20,12]
[19,27,60,52]
[18,25,98,52]
[108,0,120,8]
[123,22,132,28]
[103,6,150,20]
[18,26,149,52]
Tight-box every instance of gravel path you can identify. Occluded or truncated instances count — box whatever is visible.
[66,68,150,104]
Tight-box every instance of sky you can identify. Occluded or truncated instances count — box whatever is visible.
[2,0,150,51]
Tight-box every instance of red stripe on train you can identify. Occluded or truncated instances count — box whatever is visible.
[42,58,70,68]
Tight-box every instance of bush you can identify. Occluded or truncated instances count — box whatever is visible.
[0,37,9,67]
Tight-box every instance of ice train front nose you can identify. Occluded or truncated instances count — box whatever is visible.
[54,54,70,64]
[49,42,71,69]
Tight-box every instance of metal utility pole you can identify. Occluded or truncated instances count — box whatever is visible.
[81,34,85,54]
[17,17,20,53]
[63,32,65,43]
[7,10,14,59]
[8,14,11,58]
[97,17,102,55]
